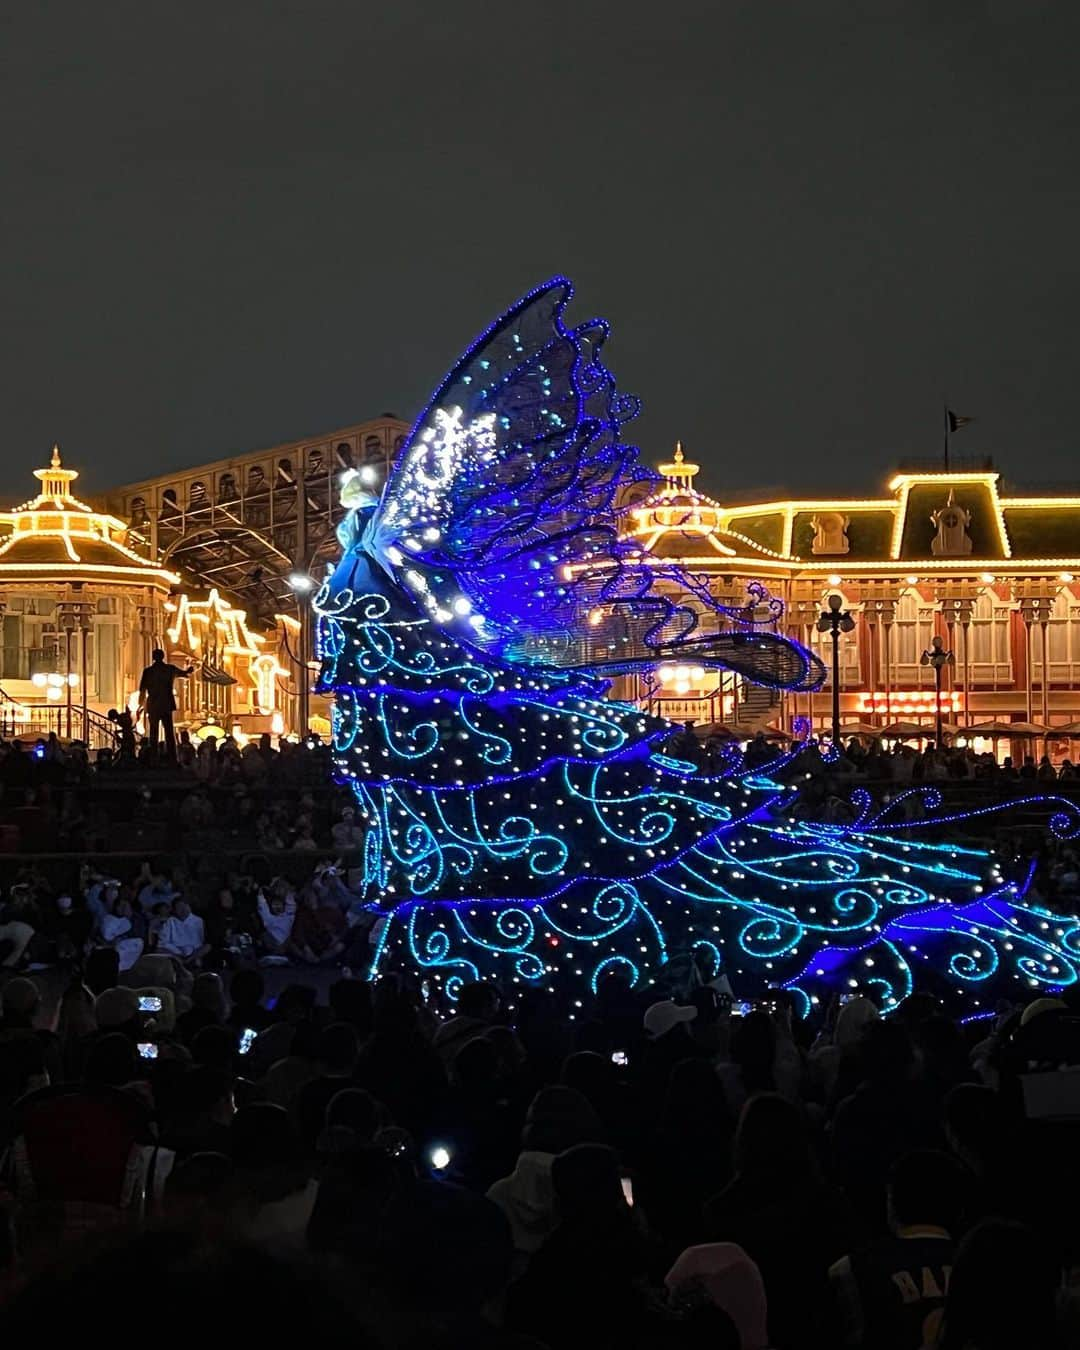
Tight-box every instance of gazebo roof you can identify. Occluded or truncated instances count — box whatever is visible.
[0,447,178,588]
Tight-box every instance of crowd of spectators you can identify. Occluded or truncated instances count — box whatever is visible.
[664,721,1080,787]
[0,968,1076,1348]
[0,727,1077,1343]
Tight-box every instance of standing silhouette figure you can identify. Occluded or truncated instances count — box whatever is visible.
[138,649,193,760]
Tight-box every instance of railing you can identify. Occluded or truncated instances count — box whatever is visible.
[0,647,64,682]
[0,694,119,750]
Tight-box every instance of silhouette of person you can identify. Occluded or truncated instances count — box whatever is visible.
[107,706,137,760]
[138,649,194,760]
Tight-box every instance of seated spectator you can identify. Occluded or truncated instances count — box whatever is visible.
[295,1022,361,1151]
[288,886,346,965]
[506,1143,675,1349]
[0,895,36,970]
[637,1055,732,1251]
[157,898,209,965]
[229,1102,316,1251]
[665,1243,768,1350]
[176,972,227,1045]
[486,1085,603,1266]
[433,979,501,1064]
[257,881,296,961]
[204,887,256,966]
[227,968,272,1033]
[136,867,176,914]
[828,1149,971,1350]
[943,1083,1017,1219]
[831,1020,940,1224]
[640,998,701,1113]
[429,1034,521,1192]
[161,1066,235,1160]
[937,1219,1064,1350]
[353,982,447,1141]
[331,804,364,852]
[704,1093,850,1348]
[716,1006,802,1113]
[810,994,879,1105]
[97,892,145,972]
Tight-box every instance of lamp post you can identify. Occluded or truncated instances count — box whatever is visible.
[287,569,316,737]
[920,634,955,749]
[816,593,855,746]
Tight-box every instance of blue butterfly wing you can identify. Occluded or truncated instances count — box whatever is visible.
[364,277,822,693]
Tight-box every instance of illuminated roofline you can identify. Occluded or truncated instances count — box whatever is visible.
[1001,496,1080,508]
[887,470,1000,490]
[0,562,179,583]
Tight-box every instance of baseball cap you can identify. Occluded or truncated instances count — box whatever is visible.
[643,999,698,1040]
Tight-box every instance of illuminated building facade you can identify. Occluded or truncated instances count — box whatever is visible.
[624,450,1080,758]
[0,448,179,742]
[0,423,413,742]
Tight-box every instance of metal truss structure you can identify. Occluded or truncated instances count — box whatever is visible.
[105,415,411,623]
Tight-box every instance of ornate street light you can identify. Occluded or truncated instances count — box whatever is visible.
[816,593,855,747]
[920,634,955,749]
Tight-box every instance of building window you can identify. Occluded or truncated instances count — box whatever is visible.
[808,593,861,682]
[968,590,1010,668]
[894,590,934,668]
[1043,589,1080,671]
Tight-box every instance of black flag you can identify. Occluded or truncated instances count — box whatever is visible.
[946,409,975,433]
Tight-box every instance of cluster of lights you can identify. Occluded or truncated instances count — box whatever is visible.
[856,690,964,715]
[30,671,79,701]
[656,662,710,695]
[310,276,1080,1014]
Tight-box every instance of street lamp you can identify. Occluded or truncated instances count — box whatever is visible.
[287,569,316,736]
[920,634,955,749]
[816,592,855,746]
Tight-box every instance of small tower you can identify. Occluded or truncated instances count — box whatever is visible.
[658,440,700,491]
[33,445,81,504]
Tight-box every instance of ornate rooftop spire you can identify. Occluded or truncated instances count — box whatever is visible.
[658,439,700,487]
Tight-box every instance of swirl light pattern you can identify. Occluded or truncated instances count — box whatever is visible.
[316,278,1080,1014]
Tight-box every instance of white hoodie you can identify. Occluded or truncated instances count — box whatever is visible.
[258,892,296,946]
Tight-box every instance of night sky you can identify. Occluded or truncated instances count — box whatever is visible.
[4,2,1079,502]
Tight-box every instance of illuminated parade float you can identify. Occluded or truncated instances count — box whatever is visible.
[312,277,1080,1013]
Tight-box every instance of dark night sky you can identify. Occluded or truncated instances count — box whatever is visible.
[3,1,1079,503]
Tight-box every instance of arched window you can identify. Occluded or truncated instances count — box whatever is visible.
[335,442,353,469]
[247,466,265,492]
[129,496,148,527]
[307,448,324,476]
[392,433,406,456]
[364,434,382,459]
[277,458,294,485]
[189,481,207,507]
[218,473,238,503]
[161,488,179,517]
